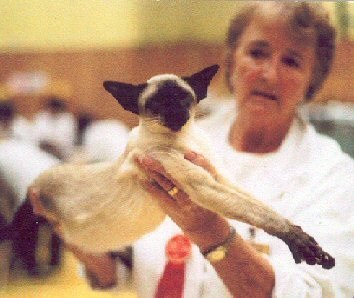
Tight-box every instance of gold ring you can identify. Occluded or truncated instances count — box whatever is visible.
[167,186,179,197]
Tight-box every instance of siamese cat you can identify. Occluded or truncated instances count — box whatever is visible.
[30,65,334,269]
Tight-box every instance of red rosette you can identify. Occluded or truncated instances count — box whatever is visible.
[166,234,192,265]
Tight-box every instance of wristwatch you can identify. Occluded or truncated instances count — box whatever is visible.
[202,226,236,263]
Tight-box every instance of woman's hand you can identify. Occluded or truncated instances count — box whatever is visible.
[28,187,62,235]
[136,151,230,251]
[65,242,118,289]
[137,152,275,297]
[28,187,117,289]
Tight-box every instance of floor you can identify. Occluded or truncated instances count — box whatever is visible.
[0,239,137,298]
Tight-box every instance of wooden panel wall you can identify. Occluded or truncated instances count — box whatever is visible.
[0,43,226,127]
[0,41,352,127]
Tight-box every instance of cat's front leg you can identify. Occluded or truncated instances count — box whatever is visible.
[152,152,334,269]
[151,151,287,231]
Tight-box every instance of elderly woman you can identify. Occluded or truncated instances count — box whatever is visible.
[31,2,354,297]
[132,2,353,297]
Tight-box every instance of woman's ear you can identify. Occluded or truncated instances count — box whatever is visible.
[103,81,147,115]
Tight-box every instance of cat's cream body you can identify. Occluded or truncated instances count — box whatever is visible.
[32,115,221,252]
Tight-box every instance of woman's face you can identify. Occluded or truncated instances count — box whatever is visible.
[231,17,315,126]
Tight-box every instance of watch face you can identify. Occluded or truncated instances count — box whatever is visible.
[204,225,236,263]
[208,247,227,262]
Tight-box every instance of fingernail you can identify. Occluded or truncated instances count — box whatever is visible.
[138,179,147,188]
[143,156,154,166]
[139,179,155,193]
[185,151,197,160]
[29,186,40,195]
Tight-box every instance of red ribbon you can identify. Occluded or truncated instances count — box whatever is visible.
[155,234,192,298]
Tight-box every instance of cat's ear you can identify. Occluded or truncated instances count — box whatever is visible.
[103,81,147,115]
[183,64,219,102]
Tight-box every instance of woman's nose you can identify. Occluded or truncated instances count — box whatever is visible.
[261,59,279,85]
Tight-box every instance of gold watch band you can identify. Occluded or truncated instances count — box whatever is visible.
[202,226,236,263]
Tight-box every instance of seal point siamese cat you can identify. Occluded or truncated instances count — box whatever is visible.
[29,65,334,269]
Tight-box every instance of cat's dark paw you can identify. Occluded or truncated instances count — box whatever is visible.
[279,225,335,269]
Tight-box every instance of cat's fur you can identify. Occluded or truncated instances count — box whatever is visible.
[30,65,334,269]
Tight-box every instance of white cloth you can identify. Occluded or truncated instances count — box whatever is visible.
[82,119,130,162]
[0,140,59,205]
[33,111,77,159]
[133,218,233,298]
[132,104,354,298]
[0,115,34,143]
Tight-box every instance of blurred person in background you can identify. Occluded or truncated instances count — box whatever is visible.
[30,2,354,297]
[33,96,77,160]
[0,97,69,279]
[75,112,95,147]
[0,139,61,278]
[81,119,130,162]
[0,99,33,142]
[69,113,130,164]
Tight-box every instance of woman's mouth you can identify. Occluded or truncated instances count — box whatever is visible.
[251,90,278,101]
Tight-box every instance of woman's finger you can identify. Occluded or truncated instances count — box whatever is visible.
[139,179,177,206]
[141,159,190,204]
[141,156,166,173]
[139,179,168,199]
[184,151,217,179]
[52,223,63,237]
[28,187,43,215]
[28,186,59,227]
[145,169,174,193]
[136,156,187,202]
[137,155,203,207]
[135,156,166,181]
[141,156,183,189]
[135,156,175,193]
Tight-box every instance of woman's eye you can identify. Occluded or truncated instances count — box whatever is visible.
[249,48,267,59]
[283,57,300,68]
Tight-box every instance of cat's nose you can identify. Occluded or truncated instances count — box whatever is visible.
[164,109,190,132]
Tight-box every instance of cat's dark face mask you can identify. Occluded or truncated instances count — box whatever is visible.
[144,81,194,131]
